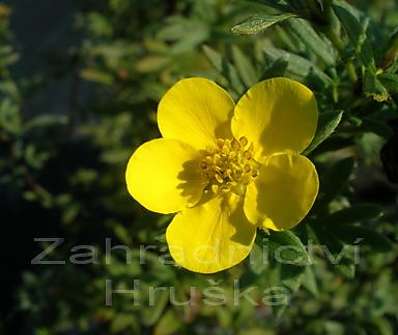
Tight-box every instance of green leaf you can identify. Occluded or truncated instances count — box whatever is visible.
[309,221,357,279]
[240,328,275,335]
[363,70,390,102]
[260,58,288,80]
[330,225,393,253]
[304,111,343,154]
[257,0,292,12]
[320,157,354,204]
[336,260,356,279]
[202,45,223,73]
[308,220,344,256]
[249,243,268,275]
[231,46,258,88]
[279,263,305,291]
[372,317,394,335]
[80,68,114,85]
[379,72,398,93]
[110,314,137,333]
[333,3,375,68]
[361,117,394,139]
[323,204,383,225]
[157,18,210,53]
[135,56,170,73]
[302,266,318,296]
[202,45,245,95]
[324,321,345,335]
[231,13,296,35]
[24,115,68,131]
[142,289,169,326]
[269,231,309,266]
[263,47,333,85]
[154,310,182,335]
[287,18,336,66]
[0,98,21,134]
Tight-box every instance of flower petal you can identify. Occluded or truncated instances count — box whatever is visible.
[158,77,235,151]
[244,152,319,231]
[125,138,206,214]
[166,194,256,273]
[232,78,318,158]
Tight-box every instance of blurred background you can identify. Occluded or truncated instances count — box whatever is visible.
[1,0,398,334]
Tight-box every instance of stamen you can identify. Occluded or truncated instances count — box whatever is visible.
[231,139,240,150]
[211,184,219,194]
[243,150,252,160]
[200,137,259,196]
[239,136,248,147]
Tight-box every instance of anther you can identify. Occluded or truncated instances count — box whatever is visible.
[243,150,252,160]
[242,175,251,185]
[203,137,258,197]
[239,136,248,147]
[216,138,225,148]
[231,139,240,150]
[200,161,208,170]
[211,184,219,194]
[215,173,224,184]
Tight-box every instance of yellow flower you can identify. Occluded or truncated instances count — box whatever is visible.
[126,77,319,273]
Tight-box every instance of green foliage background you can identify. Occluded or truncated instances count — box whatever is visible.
[1,0,398,334]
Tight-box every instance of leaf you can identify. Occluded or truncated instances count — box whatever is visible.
[0,98,21,134]
[231,13,296,35]
[304,111,343,154]
[110,314,137,333]
[260,58,288,80]
[263,47,333,86]
[259,231,308,304]
[330,225,393,253]
[320,157,354,204]
[202,45,245,95]
[309,221,356,279]
[279,264,305,291]
[269,231,309,266]
[135,56,170,73]
[302,266,318,296]
[157,18,210,53]
[287,18,336,66]
[249,242,268,275]
[361,117,394,139]
[80,68,114,85]
[372,317,394,335]
[142,289,169,326]
[363,70,390,102]
[324,321,345,335]
[309,220,344,256]
[379,72,398,93]
[240,328,275,335]
[257,0,292,12]
[323,204,383,225]
[154,310,182,335]
[24,115,68,131]
[333,3,375,68]
[202,45,224,73]
[231,45,258,88]
[336,259,356,279]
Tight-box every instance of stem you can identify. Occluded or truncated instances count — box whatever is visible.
[346,61,358,83]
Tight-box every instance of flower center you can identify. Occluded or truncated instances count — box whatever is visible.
[200,136,259,196]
